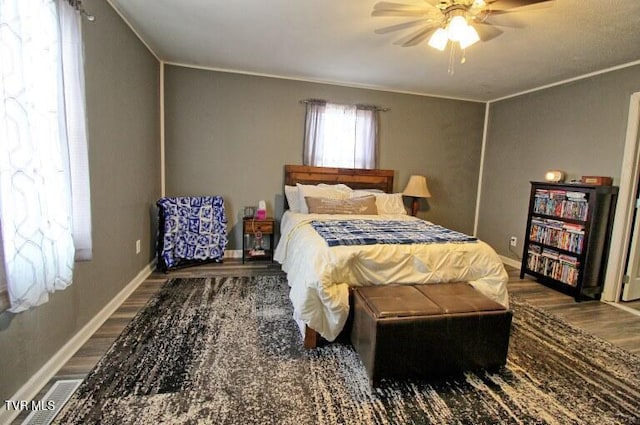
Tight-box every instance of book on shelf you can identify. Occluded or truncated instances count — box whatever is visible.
[533,196,588,221]
[562,222,584,233]
[559,254,578,265]
[525,243,579,286]
[560,199,588,221]
[528,218,584,254]
[566,191,585,198]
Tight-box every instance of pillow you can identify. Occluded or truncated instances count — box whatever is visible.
[305,195,378,215]
[350,188,384,194]
[374,193,408,215]
[296,183,350,214]
[318,183,354,193]
[350,191,407,215]
[284,185,301,213]
[351,189,380,198]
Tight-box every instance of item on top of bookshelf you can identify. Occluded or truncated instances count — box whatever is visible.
[544,170,565,183]
[581,176,613,186]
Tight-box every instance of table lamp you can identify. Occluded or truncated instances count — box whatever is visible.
[403,175,432,216]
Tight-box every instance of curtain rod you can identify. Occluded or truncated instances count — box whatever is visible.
[299,99,390,112]
[66,0,96,21]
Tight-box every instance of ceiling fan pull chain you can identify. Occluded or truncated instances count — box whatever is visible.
[448,45,456,75]
[461,48,466,64]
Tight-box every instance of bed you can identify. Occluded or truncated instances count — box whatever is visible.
[274,165,509,348]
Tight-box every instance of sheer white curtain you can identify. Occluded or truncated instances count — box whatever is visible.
[303,102,326,166]
[0,219,8,311]
[0,0,91,313]
[303,101,379,169]
[354,106,378,168]
[59,0,93,261]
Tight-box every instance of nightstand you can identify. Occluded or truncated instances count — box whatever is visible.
[242,217,276,264]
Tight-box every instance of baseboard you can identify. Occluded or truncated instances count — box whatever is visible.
[0,260,156,425]
[500,255,521,269]
[605,301,640,318]
[224,249,242,259]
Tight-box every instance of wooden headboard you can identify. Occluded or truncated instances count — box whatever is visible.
[284,165,395,193]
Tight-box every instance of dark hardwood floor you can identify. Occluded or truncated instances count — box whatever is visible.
[12,261,640,424]
[505,266,640,355]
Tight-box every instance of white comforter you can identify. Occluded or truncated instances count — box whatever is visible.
[274,212,509,342]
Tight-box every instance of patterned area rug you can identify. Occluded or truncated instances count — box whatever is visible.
[55,275,640,424]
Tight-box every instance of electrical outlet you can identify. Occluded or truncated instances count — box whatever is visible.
[136,239,141,254]
[509,236,517,247]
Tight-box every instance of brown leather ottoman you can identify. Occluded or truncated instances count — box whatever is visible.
[351,282,512,386]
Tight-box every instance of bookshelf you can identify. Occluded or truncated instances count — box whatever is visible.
[520,182,618,301]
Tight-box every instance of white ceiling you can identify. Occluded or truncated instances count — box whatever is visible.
[107,0,640,102]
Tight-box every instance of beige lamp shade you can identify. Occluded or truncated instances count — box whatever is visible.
[403,175,431,216]
[403,175,432,199]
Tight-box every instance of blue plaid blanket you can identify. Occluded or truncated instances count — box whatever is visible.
[157,196,228,270]
[311,219,477,247]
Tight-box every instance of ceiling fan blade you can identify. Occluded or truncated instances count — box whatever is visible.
[476,9,511,17]
[475,11,525,28]
[486,0,553,9]
[375,19,434,35]
[393,23,439,47]
[372,1,444,17]
[372,9,432,17]
[472,23,504,42]
[374,1,428,10]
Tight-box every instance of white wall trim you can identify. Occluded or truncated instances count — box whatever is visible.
[0,261,155,425]
[489,60,640,103]
[500,255,521,269]
[224,249,242,259]
[160,61,166,197]
[162,61,483,104]
[473,102,491,236]
[604,300,640,318]
[602,92,640,302]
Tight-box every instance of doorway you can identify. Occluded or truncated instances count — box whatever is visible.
[603,92,640,308]
[622,176,640,302]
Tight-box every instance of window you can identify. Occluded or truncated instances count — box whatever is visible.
[303,101,379,169]
[0,0,91,312]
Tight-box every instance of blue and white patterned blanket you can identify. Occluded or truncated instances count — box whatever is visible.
[311,219,477,247]
[157,196,228,270]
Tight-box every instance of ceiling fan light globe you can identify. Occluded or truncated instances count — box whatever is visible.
[447,15,468,42]
[458,25,480,49]
[428,28,449,51]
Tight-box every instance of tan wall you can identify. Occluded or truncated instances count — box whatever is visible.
[478,65,640,260]
[164,65,486,247]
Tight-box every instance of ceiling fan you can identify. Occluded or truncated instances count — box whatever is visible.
[372,0,552,70]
